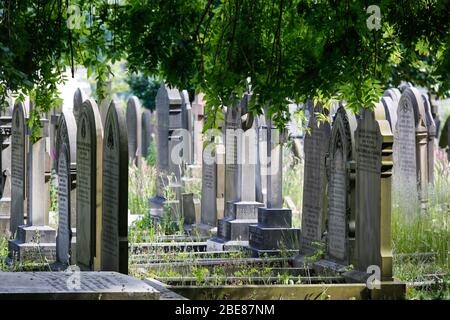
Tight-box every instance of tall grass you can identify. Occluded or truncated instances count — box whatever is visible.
[128,160,157,215]
[392,156,450,281]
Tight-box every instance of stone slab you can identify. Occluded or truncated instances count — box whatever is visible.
[257,207,292,228]
[248,225,300,251]
[0,272,160,300]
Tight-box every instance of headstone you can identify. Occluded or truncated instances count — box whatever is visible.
[438,115,450,161]
[76,99,103,271]
[55,109,78,231]
[101,100,128,274]
[181,90,194,164]
[248,111,301,256]
[8,102,56,262]
[191,93,205,165]
[56,143,72,265]
[208,94,263,250]
[73,88,88,124]
[255,115,268,204]
[0,115,12,235]
[154,83,182,197]
[99,98,112,128]
[126,96,142,166]
[325,106,357,265]
[421,93,436,184]
[300,106,331,254]
[224,100,242,215]
[9,102,28,235]
[394,87,428,215]
[354,105,393,281]
[141,109,154,159]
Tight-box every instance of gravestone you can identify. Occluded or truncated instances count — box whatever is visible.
[9,102,28,236]
[248,112,301,256]
[126,96,142,166]
[55,109,78,233]
[141,109,154,159]
[394,87,428,215]
[255,115,268,204]
[191,93,205,165]
[56,143,72,265]
[73,88,88,125]
[381,96,397,131]
[101,100,128,274]
[9,102,56,262]
[300,105,331,254]
[151,84,183,218]
[76,99,103,271]
[208,93,263,250]
[438,115,450,161]
[99,97,112,128]
[181,90,194,164]
[0,272,160,300]
[421,93,436,184]
[354,105,393,281]
[0,100,13,235]
[323,106,357,266]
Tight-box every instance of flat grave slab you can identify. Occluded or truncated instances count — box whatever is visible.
[0,271,160,300]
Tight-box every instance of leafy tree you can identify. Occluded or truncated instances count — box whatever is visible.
[126,73,160,111]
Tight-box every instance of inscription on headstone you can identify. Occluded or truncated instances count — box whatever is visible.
[56,143,71,265]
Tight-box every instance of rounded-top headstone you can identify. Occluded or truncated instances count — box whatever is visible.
[126,96,142,163]
[141,109,153,158]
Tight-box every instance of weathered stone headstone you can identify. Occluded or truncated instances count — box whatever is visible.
[9,102,28,235]
[438,115,450,161]
[9,102,56,262]
[56,143,72,265]
[325,106,357,265]
[101,100,128,274]
[76,99,103,271]
[55,109,78,232]
[248,112,300,256]
[181,90,194,164]
[255,115,267,204]
[421,93,436,184]
[99,98,112,128]
[126,96,142,166]
[224,100,242,215]
[354,105,393,281]
[155,83,182,196]
[0,99,13,234]
[141,109,154,159]
[191,93,205,165]
[208,94,263,250]
[394,87,428,215]
[300,106,331,254]
[73,88,88,125]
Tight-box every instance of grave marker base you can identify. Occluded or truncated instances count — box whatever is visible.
[8,225,56,262]
[248,207,301,257]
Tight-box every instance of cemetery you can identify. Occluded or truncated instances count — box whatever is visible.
[0,1,448,301]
